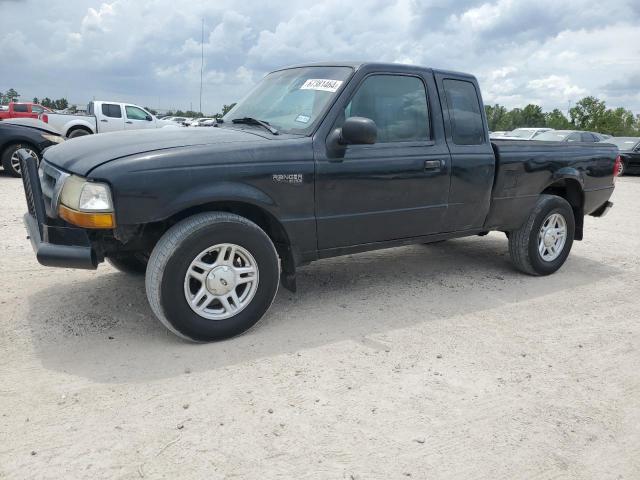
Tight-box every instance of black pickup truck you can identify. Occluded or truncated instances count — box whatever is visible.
[19,62,618,342]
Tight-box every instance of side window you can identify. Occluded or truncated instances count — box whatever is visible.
[125,105,150,121]
[14,104,28,112]
[101,103,122,118]
[442,79,485,145]
[566,132,581,142]
[31,105,44,114]
[339,74,430,143]
[581,133,595,142]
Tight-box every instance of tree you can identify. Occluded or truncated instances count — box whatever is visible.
[522,104,545,127]
[33,97,39,104]
[54,98,68,110]
[569,96,606,131]
[221,103,236,116]
[4,88,19,103]
[144,106,158,115]
[600,107,636,136]
[543,109,572,129]
[485,104,508,131]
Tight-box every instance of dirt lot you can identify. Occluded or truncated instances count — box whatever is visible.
[1,173,639,479]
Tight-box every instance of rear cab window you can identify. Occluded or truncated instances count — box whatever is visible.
[101,104,122,118]
[13,104,28,113]
[442,79,485,145]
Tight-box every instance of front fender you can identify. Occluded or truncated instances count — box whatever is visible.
[161,181,278,221]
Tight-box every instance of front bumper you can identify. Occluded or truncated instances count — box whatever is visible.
[19,150,97,269]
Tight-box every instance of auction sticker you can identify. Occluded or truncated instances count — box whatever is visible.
[295,114,311,123]
[300,79,343,92]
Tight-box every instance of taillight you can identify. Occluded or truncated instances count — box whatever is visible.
[613,155,622,179]
[41,114,48,123]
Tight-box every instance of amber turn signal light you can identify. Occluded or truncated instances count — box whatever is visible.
[59,204,116,229]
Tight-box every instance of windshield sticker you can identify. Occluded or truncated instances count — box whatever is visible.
[295,114,311,123]
[300,79,343,92]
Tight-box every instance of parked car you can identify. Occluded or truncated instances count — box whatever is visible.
[18,61,618,342]
[0,119,64,176]
[532,130,604,142]
[0,102,52,121]
[500,127,553,140]
[200,118,220,126]
[165,116,188,125]
[489,131,509,138]
[605,137,640,176]
[186,117,214,127]
[39,101,172,138]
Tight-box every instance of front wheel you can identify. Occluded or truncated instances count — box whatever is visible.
[1,144,39,177]
[107,252,148,275]
[145,212,280,342]
[508,194,575,276]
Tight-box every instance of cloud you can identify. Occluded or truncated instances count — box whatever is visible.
[0,0,638,114]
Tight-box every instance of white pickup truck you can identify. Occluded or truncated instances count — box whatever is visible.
[40,101,173,138]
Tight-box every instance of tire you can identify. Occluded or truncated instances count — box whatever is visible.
[508,194,575,276]
[617,159,626,177]
[146,212,280,342]
[1,143,40,177]
[107,252,148,275]
[68,128,91,139]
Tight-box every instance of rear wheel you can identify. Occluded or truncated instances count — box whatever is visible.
[145,212,280,342]
[67,128,91,139]
[508,194,575,276]
[1,143,39,177]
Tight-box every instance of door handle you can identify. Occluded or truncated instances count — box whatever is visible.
[125,121,132,124]
[100,119,108,122]
[424,159,443,170]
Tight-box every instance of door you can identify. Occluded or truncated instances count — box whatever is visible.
[124,105,155,130]
[434,75,495,232]
[98,103,125,132]
[315,71,451,250]
[12,103,31,119]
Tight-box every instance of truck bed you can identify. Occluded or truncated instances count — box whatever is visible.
[486,139,618,230]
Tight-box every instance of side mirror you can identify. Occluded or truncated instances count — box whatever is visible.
[340,117,377,145]
[145,114,152,121]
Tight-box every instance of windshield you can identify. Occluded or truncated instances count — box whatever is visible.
[605,137,640,150]
[509,129,535,138]
[533,130,570,141]
[224,66,353,135]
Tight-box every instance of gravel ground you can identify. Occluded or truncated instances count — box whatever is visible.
[1,172,639,479]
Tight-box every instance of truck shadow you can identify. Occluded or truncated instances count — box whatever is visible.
[26,234,621,383]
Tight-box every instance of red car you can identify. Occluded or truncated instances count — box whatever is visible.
[0,102,52,121]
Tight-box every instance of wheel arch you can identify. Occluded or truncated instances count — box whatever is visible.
[160,199,298,292]
[541,175,585,240]
[66,125,93,137]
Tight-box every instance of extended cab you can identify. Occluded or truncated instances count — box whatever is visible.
[18,62,618,342]
[40,101,171,138]
[0,102,51,120]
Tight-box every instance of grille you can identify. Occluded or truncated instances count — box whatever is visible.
[19,152,46,234]
[39,161,66,217]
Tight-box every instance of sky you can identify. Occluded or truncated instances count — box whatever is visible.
[1,0,639,115]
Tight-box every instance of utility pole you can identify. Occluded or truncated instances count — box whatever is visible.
[199,18,204,114]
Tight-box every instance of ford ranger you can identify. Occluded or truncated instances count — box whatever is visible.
[18,62,619,342]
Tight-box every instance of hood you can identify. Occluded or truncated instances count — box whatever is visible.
[44,127,271,176]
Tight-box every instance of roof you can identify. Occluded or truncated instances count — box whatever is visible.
[271,61,475,80]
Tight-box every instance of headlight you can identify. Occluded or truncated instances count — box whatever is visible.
[60,175,113,212]
[58,175,115,228]
[41,133,65,144]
